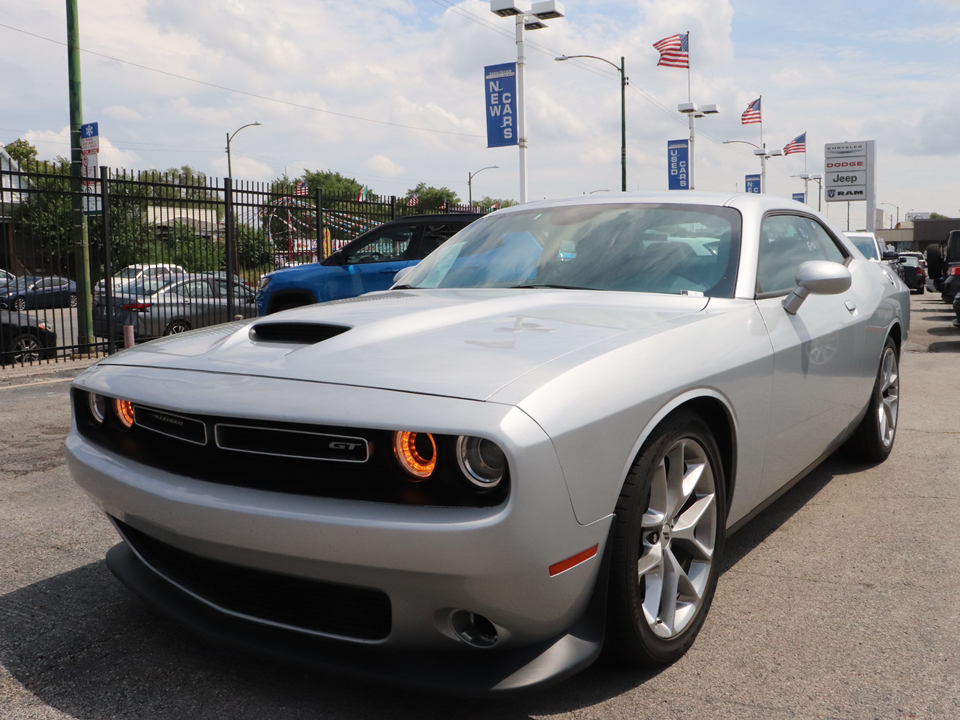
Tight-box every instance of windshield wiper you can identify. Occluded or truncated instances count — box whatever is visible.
[510,283,597,290]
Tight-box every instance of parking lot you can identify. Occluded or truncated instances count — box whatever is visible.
[1,293,958,719]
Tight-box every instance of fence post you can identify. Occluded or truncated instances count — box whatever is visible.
[100,166,115,356]
[315,187,324,260]
[390,196,397,220]
[224,177,235,319]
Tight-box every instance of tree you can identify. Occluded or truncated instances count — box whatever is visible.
[301,170,365,198]
[405,182,460,212]
[4,139,39,169]
[930,212,951,220]
[477,196,518,211]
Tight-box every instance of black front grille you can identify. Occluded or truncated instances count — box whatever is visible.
[73,389,509,508]
[116,519,392,641]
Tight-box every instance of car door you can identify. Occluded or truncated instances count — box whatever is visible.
[336,224,420,299]
[754,213,866,495]
[215,278,258,321]
[182,279,218,329]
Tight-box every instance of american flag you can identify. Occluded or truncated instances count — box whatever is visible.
[408,196,419,207]
[294,181,309,195]
[741,97,762,125]
[653,33,689,69]
[783,132,806,155]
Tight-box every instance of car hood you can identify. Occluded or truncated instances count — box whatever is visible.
[96,289,711,401]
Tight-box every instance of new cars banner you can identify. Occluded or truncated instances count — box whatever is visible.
[484,63,518,148]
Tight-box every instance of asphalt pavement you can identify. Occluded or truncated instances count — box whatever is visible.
[0,293,958,719]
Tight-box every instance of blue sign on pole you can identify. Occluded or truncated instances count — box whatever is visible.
[745,174,762,193]
[792,192,806,203]
[667,139,689,190]
[484,63,518,148]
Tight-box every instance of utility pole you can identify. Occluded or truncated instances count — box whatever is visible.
[66,0,94,349]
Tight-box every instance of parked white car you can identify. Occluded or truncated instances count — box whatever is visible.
[95,264,185,295]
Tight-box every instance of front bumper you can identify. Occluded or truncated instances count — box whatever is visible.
[66,364,612,693]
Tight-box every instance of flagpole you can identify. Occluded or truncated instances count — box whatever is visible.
[759,94,763,148]
[686,31,691,103]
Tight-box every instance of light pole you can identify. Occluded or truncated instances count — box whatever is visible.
[880,202,899,228]
[468,165,499,206]
[723,140,782,193]
[555,54,627,191]
[225,121,261,182]
[678,102,719,190]
[490,1,565,203]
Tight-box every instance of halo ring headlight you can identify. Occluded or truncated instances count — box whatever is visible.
[87,392,107,425]
[393,431,437,480]
[456,436,506,488]
[114,398,135,429]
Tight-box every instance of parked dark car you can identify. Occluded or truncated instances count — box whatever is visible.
[0,275,78,310]
[898,254,926,293]
[94,272,257,340]
[1,309,57,365]
[256,213,484,315]
[940,230,960,303]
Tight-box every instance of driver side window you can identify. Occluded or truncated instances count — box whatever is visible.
[345,227,416,265]
[757,215,846,294]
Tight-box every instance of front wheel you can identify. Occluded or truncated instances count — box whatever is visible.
[12,297,27,311]
[606,411,727,667]
[847,337,900,462]
[68,293,78,307]
[163,319,191,336]
[6,334,43,364]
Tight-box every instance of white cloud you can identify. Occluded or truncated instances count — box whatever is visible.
[365,155,407,178]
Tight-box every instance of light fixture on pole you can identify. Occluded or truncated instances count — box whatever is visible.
[723,139,781,193]
[468,165,499,205]
[225,121,262,183]
[489,1,565,204]
[678,102,718,190]
[880,202,900,228]
[555,54,627,191]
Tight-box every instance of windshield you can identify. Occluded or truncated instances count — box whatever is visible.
[11,278,35,291]
[401,203,742,297]
[116,267,142,280]
[849,236,878,260]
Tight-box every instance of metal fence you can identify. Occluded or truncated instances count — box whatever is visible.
[1,163,481,369]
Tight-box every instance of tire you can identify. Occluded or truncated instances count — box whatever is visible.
[7,334,42,364]
[69,293,78,308]
[12,297,27,311]
[917,285,924,295]
[606,411,727,667]
[847,336,900,463]
[163,319,191,336]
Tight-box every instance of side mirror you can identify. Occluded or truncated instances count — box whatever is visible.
[782,261,852,315]
[392,266,414,287]
[881,250,899,261]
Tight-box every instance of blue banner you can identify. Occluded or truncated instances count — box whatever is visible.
[792,192,806,203]
[485,63,518,148]
[745,174,762,193]
[667,139,689,190]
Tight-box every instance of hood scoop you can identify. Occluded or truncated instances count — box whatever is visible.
[250,321,351,344]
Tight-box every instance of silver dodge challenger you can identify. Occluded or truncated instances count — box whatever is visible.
[66,192,908,695]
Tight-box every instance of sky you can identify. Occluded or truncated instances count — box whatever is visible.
[2,0,960,231]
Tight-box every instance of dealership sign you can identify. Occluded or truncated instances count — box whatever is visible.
[745,174,761,193]
[667,139,689,190]
[824,141,874,203]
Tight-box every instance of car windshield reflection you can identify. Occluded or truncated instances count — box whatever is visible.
[402,203,742,298]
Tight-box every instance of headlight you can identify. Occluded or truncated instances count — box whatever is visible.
[87,393,107,424]
[393,431,437,480]
[259,276,272,290]
[456,436,506,488]
[114,398,135,429]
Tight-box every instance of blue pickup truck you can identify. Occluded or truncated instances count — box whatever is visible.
[256,213,483,315]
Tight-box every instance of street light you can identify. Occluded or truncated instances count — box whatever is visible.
[555,54,627,192]
[468,165,499,205]
[678,101,719,190]
[490,1,565,203]
[723,140,781,194]
[880,202,899,228]
[225,122,261,182]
